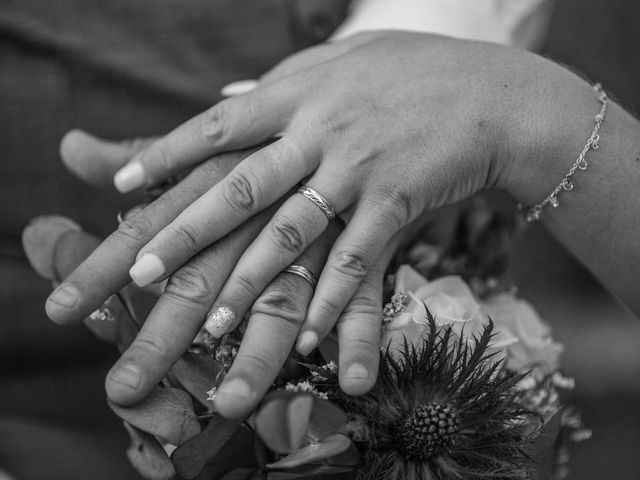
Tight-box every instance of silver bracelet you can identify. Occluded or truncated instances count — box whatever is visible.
[521,83,608,223]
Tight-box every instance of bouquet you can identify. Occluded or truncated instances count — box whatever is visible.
[25,200,590,480]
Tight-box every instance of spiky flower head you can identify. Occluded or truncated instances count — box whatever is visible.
[395,402,461,460]
[309,312,534,480]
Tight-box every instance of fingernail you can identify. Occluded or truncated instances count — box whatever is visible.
[216,378,251,400]
[47,284,79,308]
[109,364,141,388]
[345,363,369,381]
[297,331,318,356]
[114,161,145,193]
[220,79,258,97]
[204,306,236,338]
[119,204,146,222]
[129,253,165,287]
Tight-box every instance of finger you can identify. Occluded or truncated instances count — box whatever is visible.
[335,239,398,396]
[300,197,407,352]
[214,226,339,419]
[113,83,297,193]
[60,130,157,187]
[52,228,139,347]
[105,206,274,406]
[45,150,252,325]
[203,180,351,337]
[127,137,319,287]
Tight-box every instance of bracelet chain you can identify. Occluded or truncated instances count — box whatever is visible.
[521,83,608,222]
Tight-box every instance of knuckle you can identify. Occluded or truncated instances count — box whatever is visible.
[333,248,369,280]
[315,295,343,319]
[270,216,306,254]
[165,264,213,305]
[117,216,154,245]
[385,188,413,224]
[343,294,381,318]
[200,103,225,143]
[234,352,272,378]
[233,273,261,299]
[343,336,380,354]
[221,170,259,213]
[252,290,304,331]
[154,140,175,172]
[133,333,168,357]
[170,221,203,255]
[374,187,413,227]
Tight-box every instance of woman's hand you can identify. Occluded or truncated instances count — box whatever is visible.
[46,130,400,417]
[103,32,557,359]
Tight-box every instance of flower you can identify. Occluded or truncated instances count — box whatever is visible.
[481,293,563,372]
[315,319,534,480]
[284,380,329,400]
[206,387,217,402]
[382,265,518,357]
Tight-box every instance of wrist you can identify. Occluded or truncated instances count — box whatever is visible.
[493,57,600,207]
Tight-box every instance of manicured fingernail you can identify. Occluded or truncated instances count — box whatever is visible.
[114,161,145,193]
[345,363,369,381]
[109,364,141,389]
[297,331,318,356]
[48,284,79,308]
[204,306,236,338]
[220,79,258,97]
[129,253,165,287]
[216,378,251,400]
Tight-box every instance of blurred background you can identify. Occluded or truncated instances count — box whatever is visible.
[1,0,639,478]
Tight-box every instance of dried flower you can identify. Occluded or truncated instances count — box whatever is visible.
[313,315,534,480]
[284,380,328,400]
[206,387,217,402]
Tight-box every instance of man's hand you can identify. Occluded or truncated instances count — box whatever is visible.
[42,130,392,418]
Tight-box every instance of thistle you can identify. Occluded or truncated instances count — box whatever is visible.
[310,313,535,480]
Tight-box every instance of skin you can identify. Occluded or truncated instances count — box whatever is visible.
[51,130,395,418]
[47,31,640,417]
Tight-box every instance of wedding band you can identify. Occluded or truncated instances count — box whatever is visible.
[283,264,317,288]
[297,186,336,221]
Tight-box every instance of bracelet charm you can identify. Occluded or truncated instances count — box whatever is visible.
[521,83,608,222]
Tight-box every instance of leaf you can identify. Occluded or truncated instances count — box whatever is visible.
[115,311,140,352]
[526,409,564,479]
[170,352,223,411]
[123,422,176,480]
[266,463,354,480]
[255,392,314,454]
[120,284,159,329]
[317,332,339,365]
[219,468,262,480]
[306,398,348,442]
[325,443,360,467]
[109,387,201,445]
[266,434,352,469]
[171,413,242,478]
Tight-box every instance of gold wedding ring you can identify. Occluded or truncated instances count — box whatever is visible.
[297,186,336,221]
[283,264,318,288]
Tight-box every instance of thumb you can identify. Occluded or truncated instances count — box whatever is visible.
[22,215,84,282]
[60,129,157,187]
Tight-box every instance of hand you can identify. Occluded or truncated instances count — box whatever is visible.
[101,32,549,363]
[45,130,396,418]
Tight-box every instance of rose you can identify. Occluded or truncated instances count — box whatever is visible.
[481,293,563,372]
[382,265,517,357]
